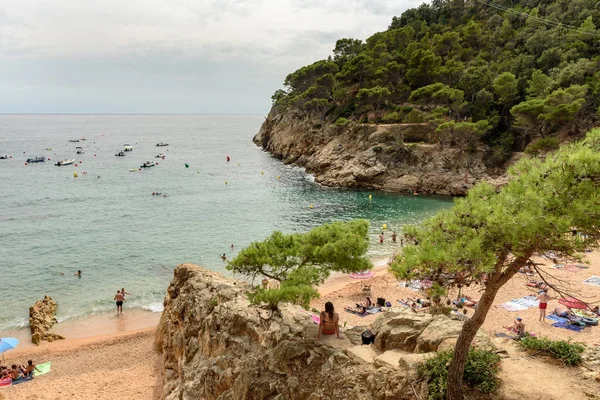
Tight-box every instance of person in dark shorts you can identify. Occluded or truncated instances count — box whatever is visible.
[114,290,125,315]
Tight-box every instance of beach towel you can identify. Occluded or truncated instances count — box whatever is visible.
[546,314,569,324]
[11,376,33,385]
[494,332,513,338]
[551,323,584,332]
[500,295,539,312]
[0,377,11,388]
[345,309,370,317]
[549,264,564,269]
[563,264,582,272]
[311,315,320,325]
[583,276,600,286]
[575,264,590,269]
[34,362,51,377]
[559,297,587,309]
[499,302,527,312]
[366,307,381,315]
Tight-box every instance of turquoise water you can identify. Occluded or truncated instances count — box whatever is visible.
[0,114,452,331]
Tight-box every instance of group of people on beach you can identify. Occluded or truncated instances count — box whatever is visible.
[0,360,39,382]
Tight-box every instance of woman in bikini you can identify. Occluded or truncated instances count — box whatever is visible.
[317,302,341,340]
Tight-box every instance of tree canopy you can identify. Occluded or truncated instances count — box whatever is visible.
[271,0,600,159]
[391,127,600,398]
[227,220,372,308]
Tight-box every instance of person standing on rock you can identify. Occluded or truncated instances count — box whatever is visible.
[114,290,125,315]
[317,302,341,340]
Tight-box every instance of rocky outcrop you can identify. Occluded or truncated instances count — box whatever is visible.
[29,296,65,345]
[254,110,517,196]
[156,264,424,400]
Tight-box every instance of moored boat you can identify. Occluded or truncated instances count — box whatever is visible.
[76,147,85,154]
[124,144,133,152]
[115,151,126,157]
[0,155,8,160]
[68,139,80,143]
[26,156,46,163]
[156,143,169,147]
[155,153,166,158]
[55,159,75,166]
[140,161,156,168]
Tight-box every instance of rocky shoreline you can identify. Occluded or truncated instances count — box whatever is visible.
[254,109,517,196]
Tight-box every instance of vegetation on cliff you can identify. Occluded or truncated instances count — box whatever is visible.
[227,220,372,308]
[391,128,600,399]
[271,0,600,165]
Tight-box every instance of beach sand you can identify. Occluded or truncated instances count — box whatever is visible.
[2,251,600,399]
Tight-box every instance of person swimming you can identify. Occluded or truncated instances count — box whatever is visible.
[220,254,227,261]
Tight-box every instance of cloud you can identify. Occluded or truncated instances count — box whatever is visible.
[0,0,427,113]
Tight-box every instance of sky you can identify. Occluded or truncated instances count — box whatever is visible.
[0,0,426,114]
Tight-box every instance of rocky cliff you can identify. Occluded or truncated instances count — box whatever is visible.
[254,110,517,196]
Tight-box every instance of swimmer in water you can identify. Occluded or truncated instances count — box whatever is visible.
[75,270,82,278]
[220,254,227,261]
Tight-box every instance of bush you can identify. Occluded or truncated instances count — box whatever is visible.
[335,117,350,126]
[418,349,501,400]
[382,111,401,123]
[372,146,383,153]
[519,336,585,365]
[524,137,560,155]
[405,109,426,123]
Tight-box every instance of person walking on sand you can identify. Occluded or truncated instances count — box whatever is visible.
[379,232,384,244]
[317,302,341,340]
[114,290,125,315]
[536,288,549,322]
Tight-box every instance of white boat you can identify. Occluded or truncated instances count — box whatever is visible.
[156,143,169,147]
[155,153,166,158]
[140,161,156,168]
[76,146,85,154]
[68,139,79,143]
[123,144,133,152]
[115,151,126,157]
[55,159,75,166]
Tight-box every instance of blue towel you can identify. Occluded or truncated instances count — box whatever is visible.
[546,315,569,324]
[551,322,584,332]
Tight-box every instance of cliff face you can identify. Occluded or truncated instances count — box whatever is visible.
[155,264,419,400]
[254,110,516,196]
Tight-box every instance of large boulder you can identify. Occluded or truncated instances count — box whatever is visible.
[416,315,495,353]
[29,295,65,345]
[371,308,433,352]
[156,264,420,400]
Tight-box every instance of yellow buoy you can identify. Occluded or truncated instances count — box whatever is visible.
[261,171,264,175]
[73,172,78,178]
[309,204,314,209]
[382,223,387,230]
[368,194,372,200]
[277,175,281,180]
[237,163,240,166]
[225,180,228,185]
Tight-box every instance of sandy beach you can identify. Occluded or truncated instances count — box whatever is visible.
[2,250,599,399]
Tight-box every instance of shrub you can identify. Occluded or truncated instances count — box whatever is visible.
[335,117,350,126]
[405,109,426,123]
[519,336,585,365]
[418,349,501,400]
[372,146,383,153]
[524,137,560,155]
[382,111,401,123]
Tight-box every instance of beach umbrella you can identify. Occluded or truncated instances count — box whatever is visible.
[349,271,375,279]
[0,338,19,361]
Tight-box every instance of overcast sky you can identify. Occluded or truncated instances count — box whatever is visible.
[0,0,426,114]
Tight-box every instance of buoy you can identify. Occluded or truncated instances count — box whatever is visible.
[383,224,388,230]
[24,162,28,165]
[73,172,78,178]
[368,194,372,200]
[237,163,240,166]
[185,163,189,168]
[79,160,82,163]
[197,171,200,174]
[94,154,96,156]
[309,204,314,209]
[227,156,230,162]
[261,171,264,175]
[225,181,228,185]
[277,175,281,180]
[48,158,50,160]
[74,164,78,166]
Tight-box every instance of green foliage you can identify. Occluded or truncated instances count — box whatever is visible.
[524,137,560,155]
[334,117,350,126]
[493,72,519,107]
[356,86,392,112]
[519,336,585,366]
[381,111,401,123]
[418,349,502,399]
[228,220,372,308]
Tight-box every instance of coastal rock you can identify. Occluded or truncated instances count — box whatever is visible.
[254,111,516,196]
[156,264,420,400]
[29,295,65,345]
[371,308,433,352]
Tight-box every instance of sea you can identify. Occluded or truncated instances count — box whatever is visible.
[0,114,452,332]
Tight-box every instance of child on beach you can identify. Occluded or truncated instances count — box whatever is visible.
[22,360,40,378]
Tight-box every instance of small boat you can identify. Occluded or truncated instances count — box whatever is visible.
[129,168,138,172]
[155,153,166,158]
[140,161,156,168]
[80,138,86,141]
[26,156,45,163]
[156,143,169,147]
[124,144,133,152]
[115,151,126,157]
[68,139,80,143]
[76,147,85,154]
[0,155,8,160]
[55,159,75,166]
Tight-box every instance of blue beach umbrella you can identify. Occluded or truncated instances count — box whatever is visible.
[0,338,19,361]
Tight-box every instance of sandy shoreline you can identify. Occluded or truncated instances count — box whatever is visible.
[2,250,599,399]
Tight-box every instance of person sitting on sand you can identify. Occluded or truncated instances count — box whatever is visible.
[553,306,575,319]
[356,297,372,309]
[22,360,40,378]
[317,302,341,340]
[0,366,9,379]
[593,306,600,316]
[9,364,23,382]
[504,317,525,338]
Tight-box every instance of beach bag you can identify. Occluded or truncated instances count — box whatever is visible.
[361,330,375,345]
[385,301,392,307]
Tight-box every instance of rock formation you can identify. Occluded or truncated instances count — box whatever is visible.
[29,295,65,345]
[156,264,498,399]
[254,109,517,196]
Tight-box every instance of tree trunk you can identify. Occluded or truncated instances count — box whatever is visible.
[446,254,531,400]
